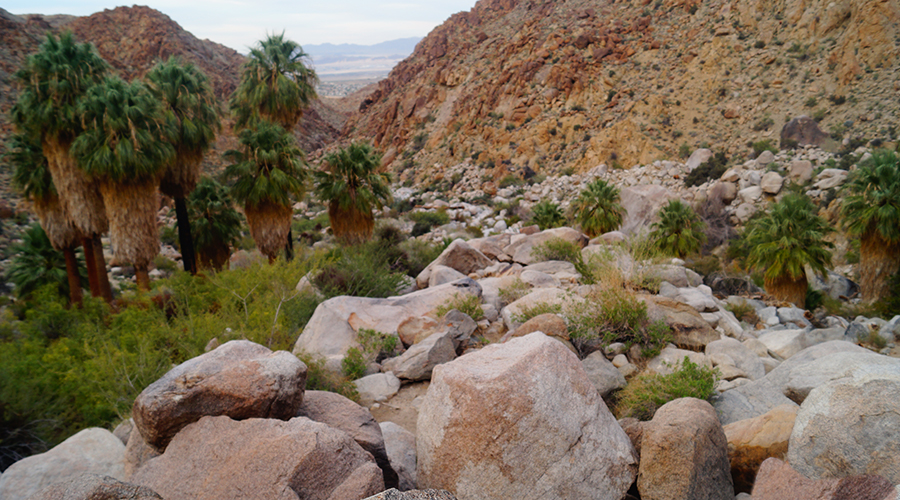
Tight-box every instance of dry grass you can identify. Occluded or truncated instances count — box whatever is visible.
[245,201,292,261]
[99,180,160,269]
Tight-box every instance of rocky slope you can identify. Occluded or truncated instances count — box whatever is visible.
[345,0,900,185]
[0,6,345,203]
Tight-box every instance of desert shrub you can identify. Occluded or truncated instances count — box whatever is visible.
[687,255,722,278]
[499,174,525,188]
[296,351,358,400]
[341,347,368,380]
[683,151,729,187]
[531,238,594,283]
[312,243,409,298]
[357,328,400,362]
[510,301,563,324]
[399,238,444,277]
[678,143,692,159]
[613,357,718,420]
[408,210,450,229]
[751,139,778,157]
[434,293,484,320]
[726,302,759,324]
[567,288,671,358]
[752,117,774,131]
[499,278,531,306]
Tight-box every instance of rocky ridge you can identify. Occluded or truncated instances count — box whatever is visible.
[345,0,900,184]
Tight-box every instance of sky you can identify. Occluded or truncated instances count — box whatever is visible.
[5,1,480,51]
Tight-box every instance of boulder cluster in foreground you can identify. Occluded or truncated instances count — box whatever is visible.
[2,222,900,500]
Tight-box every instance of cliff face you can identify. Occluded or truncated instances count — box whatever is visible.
[344,0,900,184]
[0,6,343,192]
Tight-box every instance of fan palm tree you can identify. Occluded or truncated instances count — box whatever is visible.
[314,142,393,245]
[841,149,900,302]
[531,200,566,230]
[744,193,834,306]
[188,177,243,271]
[229,32,318,131]
[224,121,307,262]
[7,224,83,300]
[11,32,113,302]
[650,199,707,258]
[146,57,221,275]
[7,133,84,305]
[571,179,625,237]
[72,76,175,291]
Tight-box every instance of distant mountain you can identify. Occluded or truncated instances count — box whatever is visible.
[304,37,421,58]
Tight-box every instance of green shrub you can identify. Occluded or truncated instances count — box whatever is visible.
[650,200,707,258]
[531,238,594,283]
[311,242,409,298]
[530,200,566,230]
[566,288,670,358]
[613,357,718,420]
[683,151,729,187]
[408,210,450,229]
[341,347,368,380]
[499,278,531,305]
[434,293,484,320]
[678,143,692,159]
[297,351,358,400]
[726,302,759,324]
[400,238,444,277]
[687,255,722,278]
[804,97,818,108]
[511,301,563,324]
[499,174,525,188]
[357,328,399,361]
[751,139,778,157]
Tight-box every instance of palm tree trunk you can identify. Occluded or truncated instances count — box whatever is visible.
[63,246,83,306]
[284,228,294,261]
[92,235,114,303]
[82,236,101,298]
[175,196,197,274]
[766,274,808,308]
[859,232,900,303]
[135,266,151,291]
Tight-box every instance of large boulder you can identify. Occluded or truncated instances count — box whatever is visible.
[500,287,577,332]
[417,332,637,499]
[644,295,720,349]
[780,350,900,404]
[619,185,676,235]
[416,240,493,289]
[724,404,799,493]
[637,398,733,500]
[751,458,895,500]
[787,364,900,483]
[0,429,125,500]
[132,340,307,452]
[382,330,457,381]
[581,351,627,397]
[293,278,482,371]
[706,337,766,381]
[780,116,832,149]
[24,474,161,500]
[503,227,588,265]
[298,390,398,490]
[380,422,417,491]
[132,416,384,500]
[364,490,458,500]
[355,372,402,406]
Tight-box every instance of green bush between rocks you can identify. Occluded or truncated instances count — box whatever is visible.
[613,357,719,421]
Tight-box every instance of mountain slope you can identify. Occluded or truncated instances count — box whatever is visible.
[344,0,900,185]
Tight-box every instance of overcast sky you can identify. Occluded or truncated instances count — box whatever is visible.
[5,1,479,51]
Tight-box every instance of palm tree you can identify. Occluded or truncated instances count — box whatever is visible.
[571,179,625,237]
[650,199,707,258]
[71,76,175,291]
[7,224,85,300]
[7,133,84,305]
[531,200,566,230]
[744,193,834,307]
[224,121,307,262]
[146,57,221,275]
[188,177,243,271]
[314,142,393,245]
[841,149,900,302]
[11,32,113,302]
[229,32,318,131]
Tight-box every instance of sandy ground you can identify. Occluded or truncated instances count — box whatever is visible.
[370,381,430,435]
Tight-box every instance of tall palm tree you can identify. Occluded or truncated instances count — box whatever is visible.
[224,121,307,262]
[146,57,221,275]
[229,32,318,131]
[650,199,707,258]
[7,133,84,305]
[571,179,625,237]
[188,177,243,271]
[71,76,175,291]
[11,32,113,302]
[314,142,393,245]
[7,224,83,300]
[841,149,900,302]
[744,193,834,307]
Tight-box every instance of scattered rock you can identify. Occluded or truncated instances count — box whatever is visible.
[706,337,765,381]
[781,116,831,149]
[501,313,568,342]
[760,171,784,194]
[724,404,799,492]
[751,457,895,500]
[381,422,418,491]
[364,489,458,500]
[416,240,492,289]
[24,474,161,500]
[355,372,402,406]
[383,330,457,381]
[581,351,627,397]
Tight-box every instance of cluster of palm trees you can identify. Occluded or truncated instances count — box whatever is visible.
[9,32,393,305]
